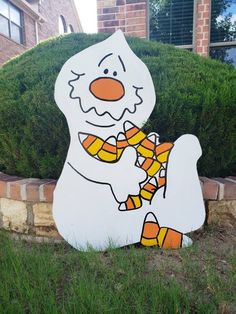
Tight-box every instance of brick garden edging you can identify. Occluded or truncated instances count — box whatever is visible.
[0,172,235,240]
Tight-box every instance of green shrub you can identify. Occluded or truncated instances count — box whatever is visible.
[0,33,235,178]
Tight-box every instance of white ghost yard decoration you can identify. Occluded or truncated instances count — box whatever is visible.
[53,30,205,251]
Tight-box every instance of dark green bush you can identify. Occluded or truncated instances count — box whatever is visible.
[0,33,235,178]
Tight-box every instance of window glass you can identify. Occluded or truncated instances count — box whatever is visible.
[211,0,236,43]
[0,0,8,18]
[11,22,21,43]
[149,0,194,46]
[210,46,236,66]
[10,3,21,26]
[68,24,74,33]
[0,14,9,36]
[59,15,67,34]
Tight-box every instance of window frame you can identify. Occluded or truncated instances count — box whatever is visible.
[148,0,196,49]
[209,0,236,65]
[0,0,24,44]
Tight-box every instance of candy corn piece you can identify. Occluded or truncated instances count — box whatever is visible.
[124,121,146,146]
[79,133,104,156]
[157,168,166,188]
[155,142,174,163]
[158,227,183,249]
[140,177,158,202]
[140,213,159,246]
[137,134,157,158]
[116,132,129,159]
[97,136,117,162]
[138,156,161,177]
[119,195,142,211]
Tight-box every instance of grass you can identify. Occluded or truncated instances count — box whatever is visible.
[0,226,235,313]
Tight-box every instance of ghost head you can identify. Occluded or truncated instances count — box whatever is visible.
[55,30,156,138]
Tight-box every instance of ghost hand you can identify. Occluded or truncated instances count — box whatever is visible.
[110,146,147,203]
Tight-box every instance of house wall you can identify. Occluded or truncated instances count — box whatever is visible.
[0,0,82,66]
[97,0,148,39]
[38,0,81,41]
[97,0,211,57]
[0,11,37,65]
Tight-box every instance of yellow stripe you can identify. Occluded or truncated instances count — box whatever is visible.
[137,145,154,158]
[157,151,170,163]
[140,189,152,200]
[147,161,161,177]
[98,150,117,162]
[117,148,124,159]
[87,138,104,155]
[127,131,146,146]
[158,227,167,247]
[141,237,158,246]
[131,195,142,208]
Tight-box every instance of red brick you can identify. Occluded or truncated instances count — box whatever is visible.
[203,25,209,32]
[197,19,204,26]
[99,27,117,33]
[98,14,116,21]
[214,178,236,200]
[0,174,21,198]
[197,5,205,12]
[104,20,119,27]
[126,24,145,32]
[201,177,219,200]
[196,47,203,53]
[103,7,119,14]
[43,181,57,203]
[116,0,125,5]
[202,39,208,45]
[9,179,29,201]
[126,10,146,18]
[203,12,209,18]
[26,179,49,202]
[126,4,146,11]
[197,33,203,39]
[126,17,146,25]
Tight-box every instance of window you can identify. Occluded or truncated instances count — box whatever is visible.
[210,0,236,67]
[68,24,74,33]
[59,15,67,34]
[149,0,194,47]
[0,0,23,44]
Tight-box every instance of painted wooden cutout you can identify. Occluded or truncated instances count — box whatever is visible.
[53,30,205,251]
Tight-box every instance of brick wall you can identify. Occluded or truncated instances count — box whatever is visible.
[97,0,148,38]
[97,0,212,57]
[0,172,235,239]
[0,0,82,66]
[0,10,37,65]
[38,0,81,41]
[194,0,211,56]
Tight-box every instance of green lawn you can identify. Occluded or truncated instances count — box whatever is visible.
[0,226,235,313]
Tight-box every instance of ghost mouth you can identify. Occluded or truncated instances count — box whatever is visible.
[69,74,144,121]
[85,120,116,128]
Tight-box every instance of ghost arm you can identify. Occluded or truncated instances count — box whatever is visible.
[67,145,147,203]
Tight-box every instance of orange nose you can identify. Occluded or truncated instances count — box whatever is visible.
[89,77,125,101]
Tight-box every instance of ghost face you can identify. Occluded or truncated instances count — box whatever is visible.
[55,30,156,139]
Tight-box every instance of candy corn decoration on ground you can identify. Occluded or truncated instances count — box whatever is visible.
[140,213,183,249]
[78,121,174,212]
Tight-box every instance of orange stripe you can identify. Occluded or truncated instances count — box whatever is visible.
[142,158,153,171]
[125,126,139,139]
[162,229,182,249]
[143,182,156,192]
[117,139,129,149]
[102,142,117,153]
[158,177,166,187]
[141,138,155,150]
[142,222,159,238]
[155,143,174,156]
[83,135,96,149]
[126,196,134,209]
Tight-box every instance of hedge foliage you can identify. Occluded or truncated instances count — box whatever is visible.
[0,33,235,178]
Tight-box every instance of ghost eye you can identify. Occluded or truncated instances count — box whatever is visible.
[104,69,109,74]
[113,71,117,77]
